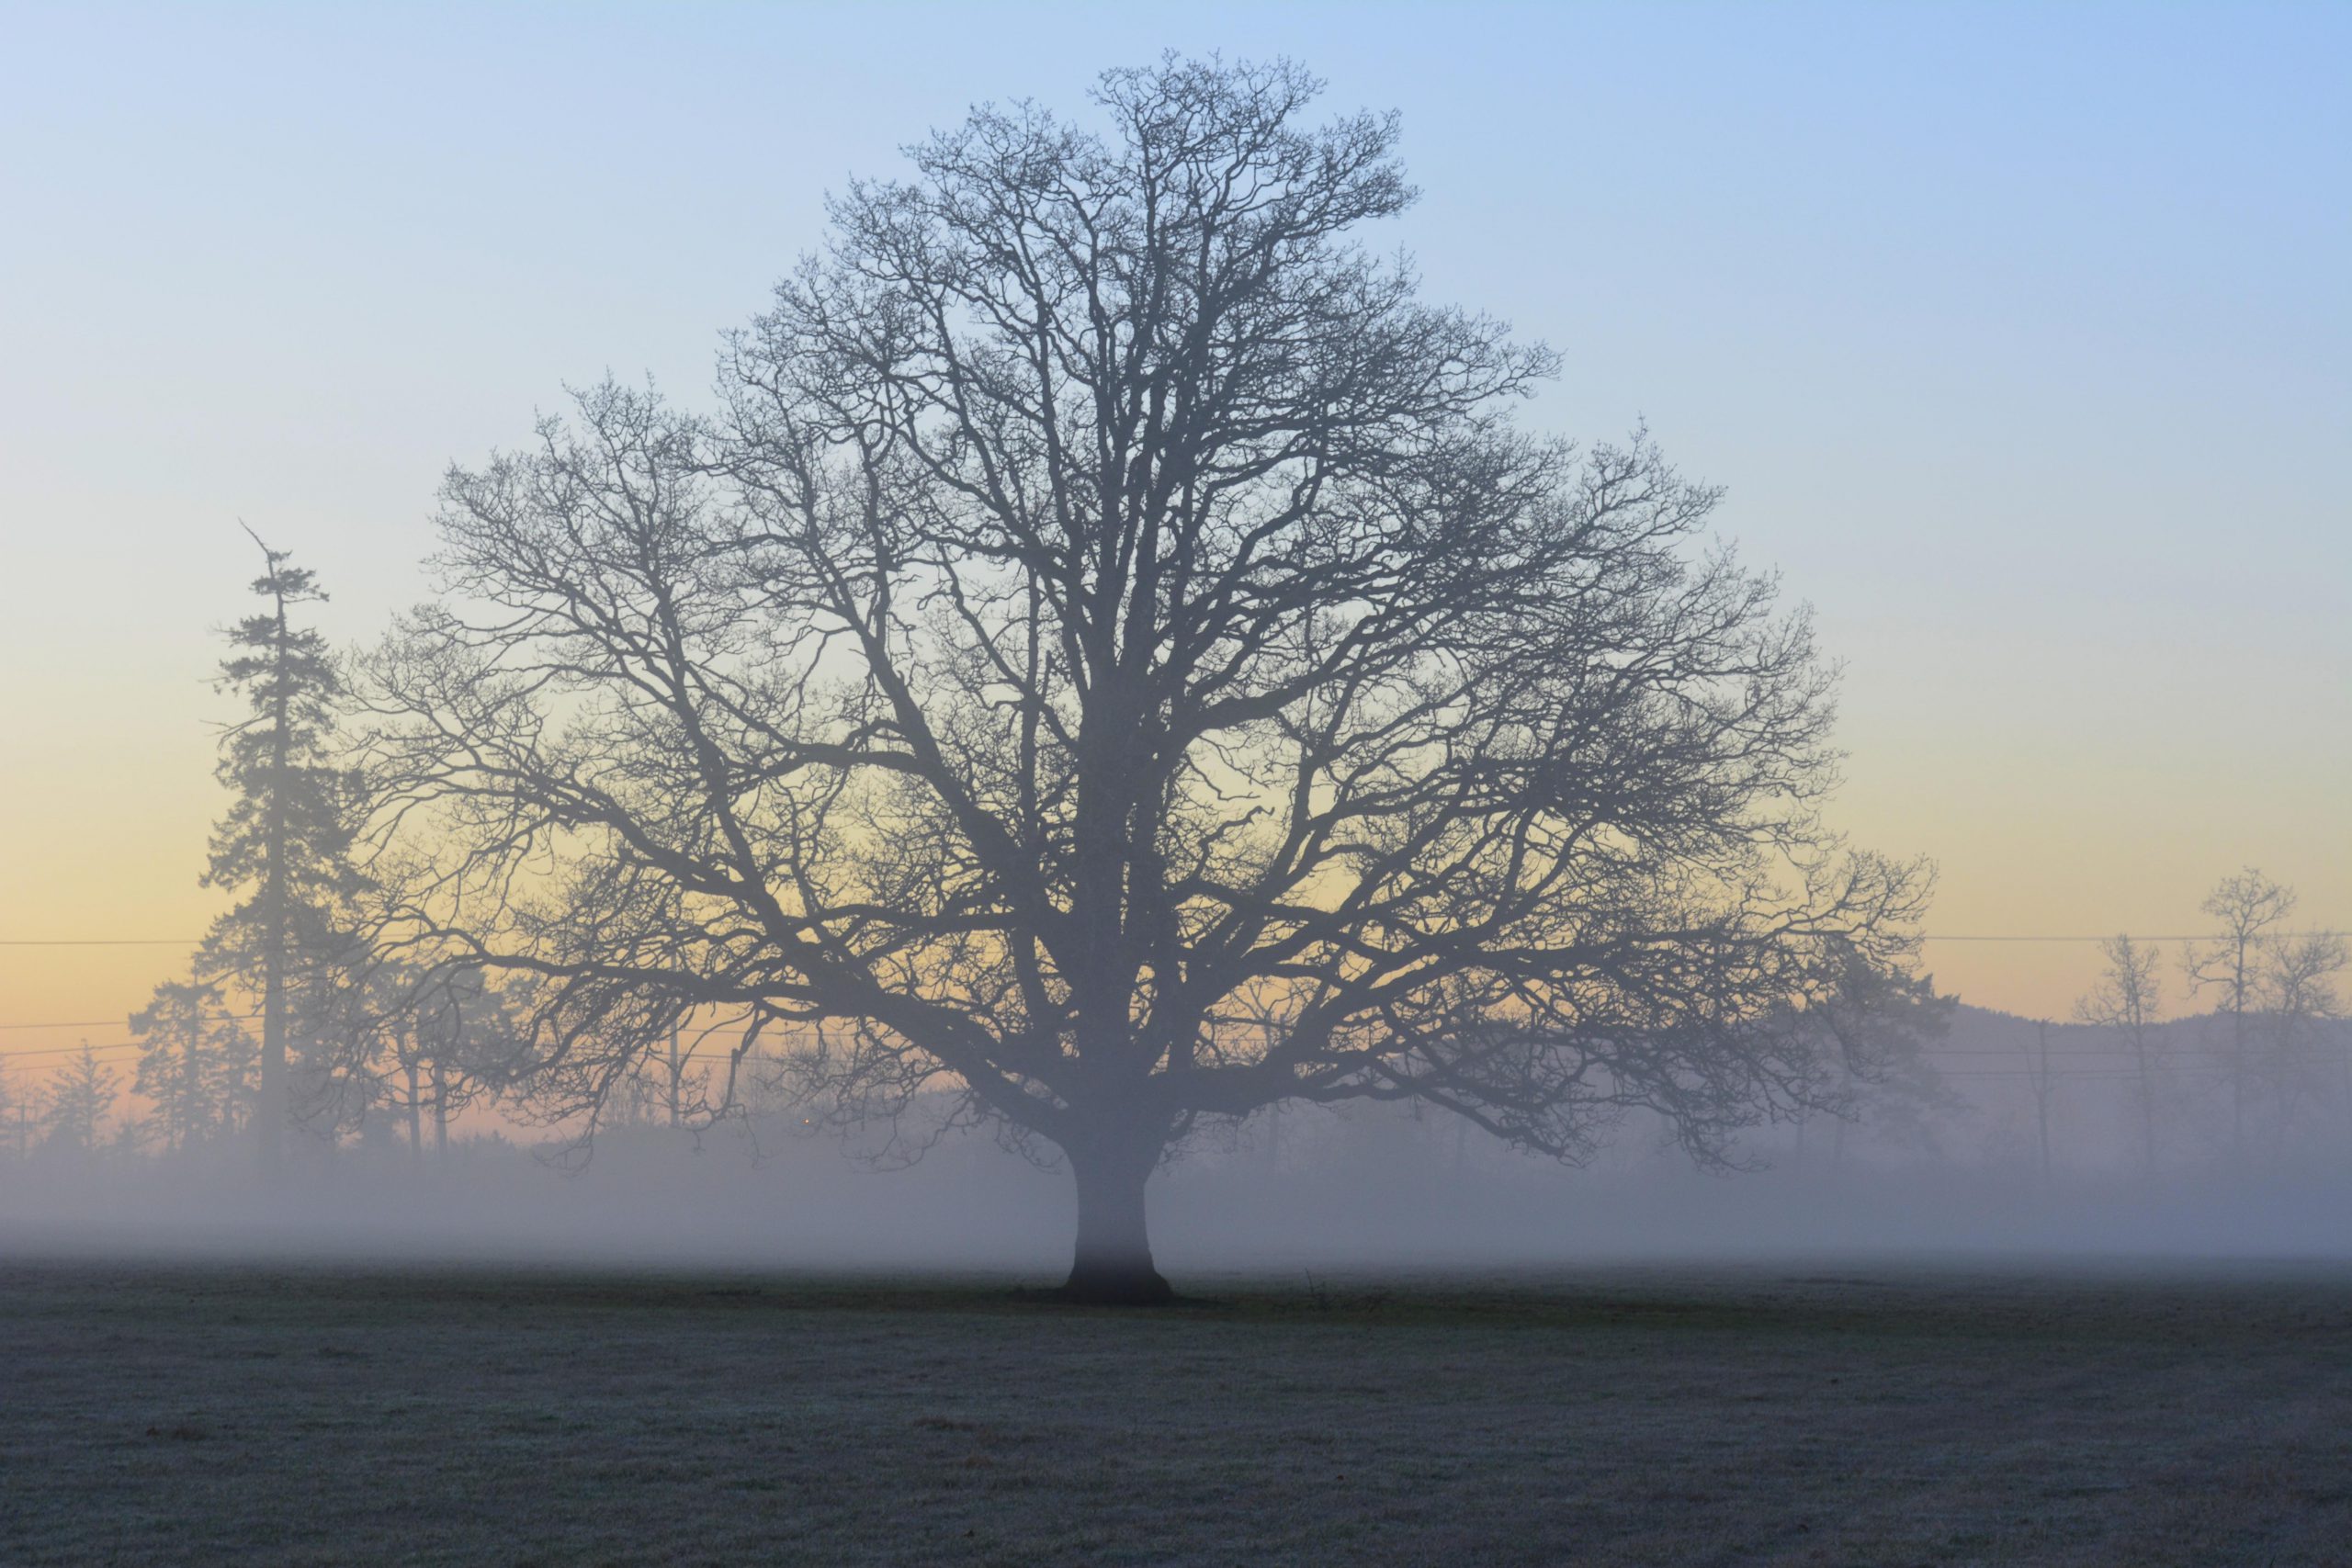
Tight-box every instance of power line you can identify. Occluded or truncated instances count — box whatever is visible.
[0,1013,262,1032]
[1925,1050,2207,1058]
[1923,931,2345,942]
[0,939,203,947]
[1935,1070,2233,1080]
[0,1042,147,1061]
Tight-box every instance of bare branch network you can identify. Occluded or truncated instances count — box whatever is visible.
[320,58,1958,1299]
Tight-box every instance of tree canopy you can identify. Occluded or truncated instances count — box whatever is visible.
[365,56,1933,1300]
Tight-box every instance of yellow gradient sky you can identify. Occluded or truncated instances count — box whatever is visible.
[3,4,2346,1078]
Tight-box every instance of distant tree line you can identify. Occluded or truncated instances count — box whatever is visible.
[2,554,2338,1201]
[2055,869,2347,1176]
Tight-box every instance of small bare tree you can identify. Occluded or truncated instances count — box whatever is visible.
[2021,1021,2058,1188]
[365,57,1932,1300]
[342,964,512,1170]
[2186,868,2296,1164]
[2075,934,2165,1174]
[2253,930,2347,1150]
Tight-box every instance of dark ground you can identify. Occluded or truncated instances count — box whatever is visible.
[3,1258,2349,1565]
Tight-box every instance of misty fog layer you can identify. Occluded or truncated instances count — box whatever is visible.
[8,1001,2350,1274]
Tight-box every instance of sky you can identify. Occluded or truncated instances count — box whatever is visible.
[1,0,2346,1058]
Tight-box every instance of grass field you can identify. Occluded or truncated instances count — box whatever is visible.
[4,1258,2349,1565]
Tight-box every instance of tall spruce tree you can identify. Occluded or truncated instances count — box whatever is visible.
[199,530,363,1177]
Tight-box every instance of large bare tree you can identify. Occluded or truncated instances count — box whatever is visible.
[364,58,1930,1301]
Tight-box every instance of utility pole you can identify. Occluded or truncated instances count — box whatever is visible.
[2032,1021,2053,1190]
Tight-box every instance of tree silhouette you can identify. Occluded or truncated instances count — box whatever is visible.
[40,1044,119,1157]
[2253,929,2347,1149]
[2186,867,2296,1164]
[347,963,514,1168]
[366,57,1931,1301]
[2075,934,2165,1174]
[130,978,256,1154]
[0,1067,26,1161]
[199,532,365,1176]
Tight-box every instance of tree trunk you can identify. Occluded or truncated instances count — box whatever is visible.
[2340,1033,2351,1138]
[404,1061,424,1173]
[666,1026,683,1128]
[2231,1012,2245,1168]
[257,893,285,1179]
[2034,1022,2052,1190]
[255,582,292,1184]
[431,1058,449,1166]
[1059,1142,1171,1305]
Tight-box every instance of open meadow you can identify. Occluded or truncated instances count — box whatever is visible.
[5,1258,2349,1565]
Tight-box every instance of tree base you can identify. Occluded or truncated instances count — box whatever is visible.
[1055,1260,1176,1306]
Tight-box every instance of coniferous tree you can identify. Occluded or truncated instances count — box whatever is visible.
[130,978,257,1155]
[198,530,365,1177]
[40,1044,119,1157]
[0,1067,24,1160]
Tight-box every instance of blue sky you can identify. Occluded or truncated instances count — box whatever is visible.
[1,1,2346,1019]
